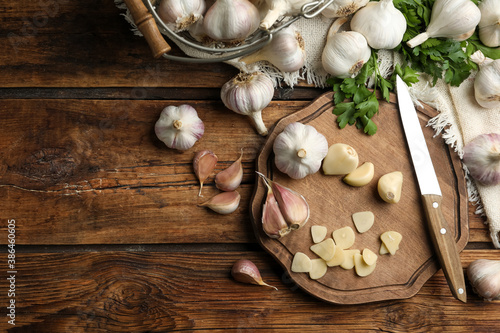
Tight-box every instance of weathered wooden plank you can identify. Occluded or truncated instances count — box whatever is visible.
[0,250,498,332]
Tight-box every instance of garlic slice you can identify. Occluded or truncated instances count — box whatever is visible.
[343,162,375,187]
[332,226,355,250]
[354,253,376,277]
[291,252,312,273]
[310,238,336,262]
[309,259,328,280]
[352,211,375,233]
[311,225,328,243]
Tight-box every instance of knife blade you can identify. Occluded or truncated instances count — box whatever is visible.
[396,75,467,303]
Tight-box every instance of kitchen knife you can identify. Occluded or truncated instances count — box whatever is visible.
[396,75,467,303]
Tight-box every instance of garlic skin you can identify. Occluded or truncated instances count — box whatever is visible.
[462,133,500,186]
[231,259,278,290]
[322,17,371,78]
[220,72,274,136]
[158,0,206,32]
[321,0,369,18]
[407,0,481,48]
[203,0,260,42]
[199,191,241,214]
[470,51,500,109]
[193,150,218,196]
[467,259,500,301]
[478,0,500,47]
[240,25,306,73]
[260,0,309,30]
[350,0,407,50]
[215,149,244,191]
[273,122,329,179]
[155,105,204,151]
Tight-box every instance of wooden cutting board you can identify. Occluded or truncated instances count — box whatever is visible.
[250,91,468,304]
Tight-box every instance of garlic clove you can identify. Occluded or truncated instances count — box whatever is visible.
[216,149,244,191]
[407,0,481,48]
[199,190,240,214]
[322,143,359,175]
[158,0,206,32]
[231,259,278,290]
[467,259,500,301]
[378,171,403,204]
[220,72,274,136]
[343,162,375,187]
[193,150,218,196]
[257,172,310,230]
[261,183,290,238]
[462,133,500,185]
[155,105,205,151]
[273,122,329,179]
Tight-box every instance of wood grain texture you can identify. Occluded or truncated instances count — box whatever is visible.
[0,250,499,332]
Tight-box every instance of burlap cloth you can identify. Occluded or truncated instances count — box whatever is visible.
[117,3,500,247]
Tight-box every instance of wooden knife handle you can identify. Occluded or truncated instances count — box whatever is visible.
[422,194,467,302]
[123,0,171,58]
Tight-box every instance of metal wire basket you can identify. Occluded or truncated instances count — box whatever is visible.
[123,0,334,63]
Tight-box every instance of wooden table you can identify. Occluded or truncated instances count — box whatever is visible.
[1,1,499,331]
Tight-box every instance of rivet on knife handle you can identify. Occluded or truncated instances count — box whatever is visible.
[422,194,467,303]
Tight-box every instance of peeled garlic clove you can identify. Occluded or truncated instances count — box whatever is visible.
[199,191,240,214]
[478,0,500,48]
[350,0,407,50]
[470,51,500,110]
[203,0,260,42]
[378,171,403,204]
[467,259,500,301]
[193,150,218,196]
[231,259,278,290]
[240,25,306,73]
[158,0,206,32]
[462,133,500,185]
[273,122,329,179]
[221,72,274,136]
[216,149,244,191]
[407,0,481,48]
[343,162,375,187]
[322,17,371,78]
[155,105,205,151]
[322,143,359,175]
[261,184,290,238]
[257,172,310,230]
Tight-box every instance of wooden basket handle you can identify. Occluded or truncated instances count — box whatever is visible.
[123,0,171,58]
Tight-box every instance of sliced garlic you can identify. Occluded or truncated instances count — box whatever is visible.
[378,171,403,204]
[362,248,378,266]
[354,253,377,277]
[310,238,336,262]
[332,226,355,250]
[352,211,375,233]
[199,191,240,214]
[215,149,244,191]
[380,231,402,255]
[379,242,389,255]
[309,259,328,280]
[322,143,359,175]
[326,247,345,267]
[193,150,218,196]
[340,249,360,270]
[343,162,375,187]
[311,225,328,243]
[291,252,312,273]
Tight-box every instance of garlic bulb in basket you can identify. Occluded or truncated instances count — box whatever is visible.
[350,0,407,50]
[470,51,500,109]
[407,0,480,48]
[273,122,328,179]
[203,0,260,42]
[158,0,206,32]
[155,105,205,150]
[321,0,369,18]
[322,17,371,78]
[220,72,274,136]
[478,0,500,48]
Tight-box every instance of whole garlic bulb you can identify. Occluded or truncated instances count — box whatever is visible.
[478,0,500,47]
[273,122,329,179]
[467,259,500,301]
[155,105,205,150]
[203,0,260,42]
[407,0,481,48]
[462,133,500,186]
[240,25,306,73]
[260,0,310,30]
[470,51,500,109]
[158,0,206,32]
[350,0,406,50]
[322,17,371,78]
[220,72,274,136]
[321,0,369,18]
